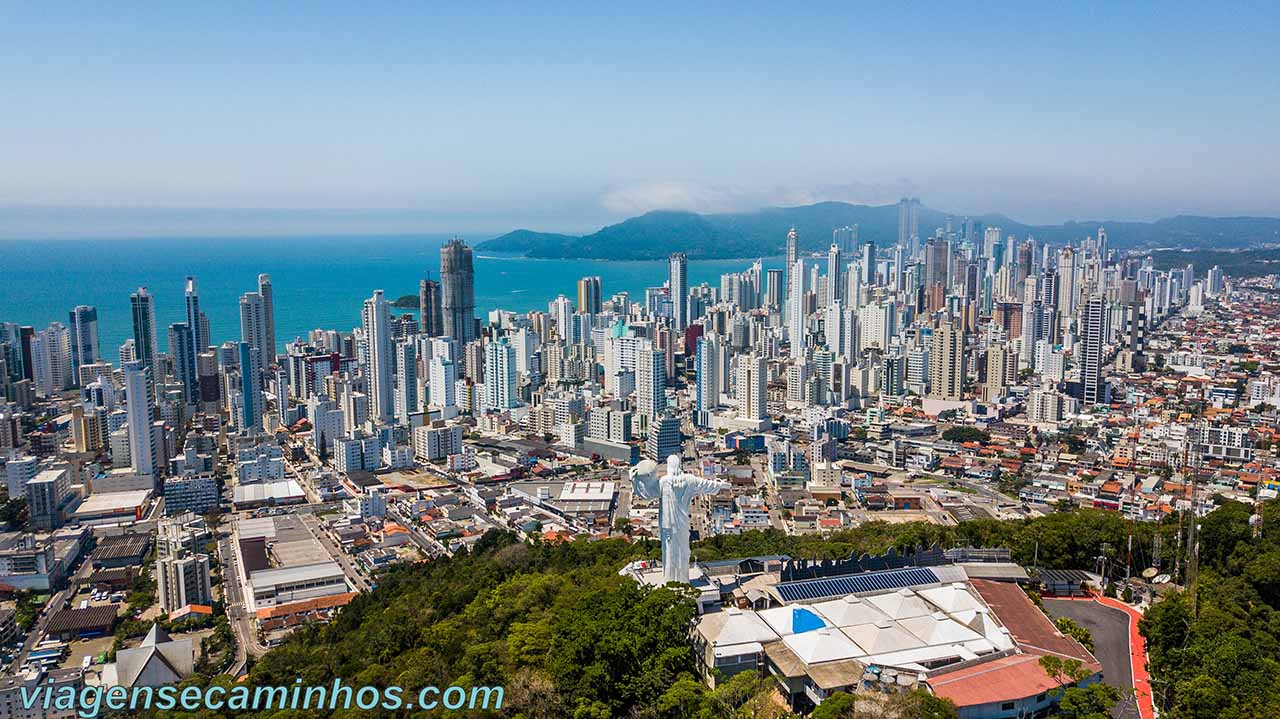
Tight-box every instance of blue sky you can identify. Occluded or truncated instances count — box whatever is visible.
[1,2,1277,237]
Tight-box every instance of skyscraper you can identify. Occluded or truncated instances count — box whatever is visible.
[833,225,857,255]
[785,227,799,301]
[394,340,417,425]
[736,352,767,422]
[577,276,602,315]
[765,269,784,312]
[238,340,263,431]
[635,345,665,419]
[669,253,688,331]
[788,258,807,352]
[898,197,920,251]
[1079,294,1107,405]
[483,337,517,411]
[694,334,722,427]
[418,277,444,337]
[928,322,965,401]
[67,305,99,377]
[440,238,476,344]
[428,355,457,409]
[257,274,276,369]
[184,277,206,396]
[170,323,197,404]
[130,287,158,372]
[362,290,395,424]
[827,244,844,305]
[239,290,270,380]
[124,360,159,478]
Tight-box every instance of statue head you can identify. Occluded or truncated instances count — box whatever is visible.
[666,454,682,478]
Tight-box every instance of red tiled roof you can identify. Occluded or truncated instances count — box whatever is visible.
[928,653,1062,707]
[255,592,357,620]
[970,580,1098,666]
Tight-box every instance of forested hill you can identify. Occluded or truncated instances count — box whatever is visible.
[120,504,1269,716]
[476,203,1280,260]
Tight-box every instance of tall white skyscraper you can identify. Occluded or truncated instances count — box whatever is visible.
[788,258,807,353]
[31,323,71,396]
[361,290,395,423]
[635,344,665,419]
[694,334,723,426]
[669,253,689,331]
[483,337,517,411]
[736,352,767,422]
[428,355,457,409]
[394,340,418,425]
[827,244,844,305]
[858,302,895,351]
[239,291,270,379]
[549,295,574,340]
[124,360,159,479]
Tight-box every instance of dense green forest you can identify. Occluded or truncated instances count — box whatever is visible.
[1140,500,1280,719]
[122,505,1272,718]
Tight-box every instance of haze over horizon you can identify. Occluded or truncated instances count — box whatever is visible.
[3,3,1278,238]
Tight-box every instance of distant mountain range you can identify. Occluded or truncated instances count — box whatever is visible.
[475,202,1280,260]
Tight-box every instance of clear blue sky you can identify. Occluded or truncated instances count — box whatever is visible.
[2,2,1277,237]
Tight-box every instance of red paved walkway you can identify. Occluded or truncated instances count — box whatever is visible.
[1051,594,1156,719]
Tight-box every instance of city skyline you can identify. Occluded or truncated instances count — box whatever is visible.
[2,7,1278,717]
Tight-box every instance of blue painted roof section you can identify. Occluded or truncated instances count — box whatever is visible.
[792,607,827,633]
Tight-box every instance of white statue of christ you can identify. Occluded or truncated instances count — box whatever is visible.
[630,454,729,584]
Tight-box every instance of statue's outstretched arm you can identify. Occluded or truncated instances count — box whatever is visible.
[689,478,731,496]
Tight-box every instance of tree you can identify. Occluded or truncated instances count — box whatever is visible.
[1056,682,1123,718]
[810,691,857,719]
[1054,616,1095,652]
[942,426,991,444]
[1039,655,1091,689]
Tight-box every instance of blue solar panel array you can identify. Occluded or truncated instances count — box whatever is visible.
[775,567,939,603]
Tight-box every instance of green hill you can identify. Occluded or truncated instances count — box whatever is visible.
[477,203,1280,260]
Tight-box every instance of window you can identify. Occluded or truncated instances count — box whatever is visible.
[1036,692,1047,702]
[1001,702,1016,711]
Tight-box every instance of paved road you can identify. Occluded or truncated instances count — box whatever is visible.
[218,535,270,674]
[1045,598,1141,719]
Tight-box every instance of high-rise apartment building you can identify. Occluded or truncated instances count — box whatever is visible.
[124,360,159,478]
[130,287,159,372]
[361,290,394,423]
[441,238,476,344]
[67,305,99,378]
[257,274,276,368]
[577,276,602,315]
[669,253,688,331]
[419,278,444,337]
[928,322,965,401]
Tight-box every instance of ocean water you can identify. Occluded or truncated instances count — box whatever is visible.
[0,235,784,358]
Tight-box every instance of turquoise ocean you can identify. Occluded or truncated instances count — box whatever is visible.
[0,235,784,358]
